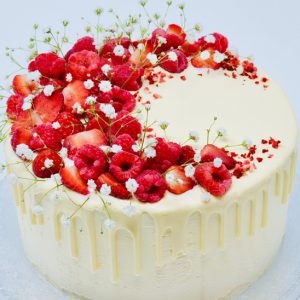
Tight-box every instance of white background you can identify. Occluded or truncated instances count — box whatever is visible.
[0,0,299,299]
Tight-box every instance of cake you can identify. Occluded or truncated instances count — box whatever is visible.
[0,4,298,300]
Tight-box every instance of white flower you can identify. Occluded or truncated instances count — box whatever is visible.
[84,79,94,90]
[43,84,55,97]
[145,137,158,147]
[100,183,111,196]
[168,51,178,61]
[166,172,175,182]
[100,145,111,153]
[159,121,169,130]
[8,173,18,184]
[132,144,140,153]
[125,178,139,193]
[44,158,54,169]
[194,150,201,163]
[158,36,167,45]
[124,205,137,217]
[216,127,226,137]
[15,144,34,160]
[144,146,156,158]
[101,64,111,76]
[243,138,253,148]
[111,144,122,153]
[213,157,223,168]
[26,70,41,81]
[59,147,68,158]
[64,157,75,167]
[52,121,61,129]
[204,34,216,43]
[201,191,211,203]
[113,45,125,57]
[61,215,71,226]
[200,50,210,60]
[32,205,44,215]
[137,43,145,51]
[66,73,73,82]
[146,53,158,65]
[100,103,117,119]
[85,96,97,105]
[184,164,195,178]
[236,65,244,75]
[98,80,112,93]
[145,103,151,110]
[73,102,84,114]
[88,179,97,194]
[213,51,225,63]
[104,218,116,230]
[22,101,32,111]
[189,130,199,142]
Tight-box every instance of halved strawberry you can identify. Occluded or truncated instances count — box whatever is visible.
[166,24,186,48]
[96,173,131,199]
[11,110,42,133]
[12,74,39,96]
[11,128,32,151]
[164,165,195,194]
[160,50,188,73]
[191,50,220,70]
[181,40,200,56]
[195,162,232,197]
[33,92,64,123]
[62,80,89,111]
[54,112,84,138]
[64,129,108,157]
[129,41,153,67]
[6,95,24,120]
[201,144,236,170]
[60,165,89,195]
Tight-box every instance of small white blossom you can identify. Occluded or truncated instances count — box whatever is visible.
[200,50,210,60]
[159,121,169,130]
[100,145,111,153]
[32,205,44,215]
[168,51,178,61]
[101,64,111,76]
[194,150,201,163]
[99,80,112,93]
[158,36,167,45]
[85,96,97,105]
[124,205,137,217]
[88,179,97,194]
[111,144,122,153]
[137,43,145,51]
[204,34,216,43]
[145,137,158,147]
[184,164,195,178]
[22,101,32,111]
[100,183,111,196]
[73,102,84,114]
[125,178,139,193]
[61,215,71,226]
[166,172,175,182]
[201,191,211,203]
[213,157,223,168]
[84,79,95,90]
[16,144,34,160]
[8,173,18,184]
[189,130,199,142]
[26,70,41,81]
[44,158,54,169]
[43,84,55,97]
[52,121,61,129]
[100,103,117,119]
[59,147,68,158]
[145,103,151,110]
[216,127,226,137]
[146,53,158,65]
[104,218,116,230]
[66,73,73,82]
[64,157,75,167]
[113,45,125,57]
[236,65,244,75]
[132,144,140,153]
[144,146,156,158]
[213,51,225,63]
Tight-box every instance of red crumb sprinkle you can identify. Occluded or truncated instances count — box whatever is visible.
[263,84,268,89]
[197,73,203,77]
[153,93,162,99]
[232,72,237,79]
[269,137,281,149]
[262,149,269,153]
[261,77,268,83]
[255,81,259,85]
[261,139,268,144]
[268,154,274,159]
[180,75,186,81]
[169,75,174,79]
[257,157,263,163]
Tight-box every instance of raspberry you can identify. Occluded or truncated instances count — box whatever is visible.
[112,134,135,153]
[54,112,84,138]
[179,145,195,165]
[134,170,166,203]
[33,149,64,178]
[29,53,66,78]
[30,123,62,151]
[195,162,232,197]
[68,50,101,80]
[86,115,109,133]
[6,95,24,120]
[74,145,107,180]
[109,151,143,182]
[160,50,188,73]
[65,36,96,60]
[198,33,228,53]
[98,86,136,114]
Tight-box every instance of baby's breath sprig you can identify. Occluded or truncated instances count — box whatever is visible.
[206,116,218,144]
[178,3,187,29]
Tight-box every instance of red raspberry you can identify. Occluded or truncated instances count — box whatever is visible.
[109,151,143,182]
[54,112,84,138]
[65,36,96,60]
[86,115,109,133]
[134,170,166,203]
[6,95,24,120]
[109,63,144,91]
[195,162,232,197]
[30,123,62,151]
[32,149,64,178]
[68,50,101,80]
[98,86,136,114]
[160,50,188,73]
[74,145,107,180]
[198,33,228,53]
[112,134,135,153]
[29,52,66,78]
[179,145,195,165]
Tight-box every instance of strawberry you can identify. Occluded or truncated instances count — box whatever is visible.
[195,162,232,197]
[6,95,24,120]
[198,33,228,53]
[11,110,42,133]
[164,166,195,195]
[181,40,200,56]
[12,74,39,96]
[62,80,89,111]
[166,24,186,48]
[11,128,32,151]
[191,50,221,70]
[65,36,96,60]
[54,112,84,138]
[201,144,236,170]
[129,41,153,67]
[60,165,89,195]
[32,149,64,178]
[33,92,64,123]
[96,173,131,199]
[160,50,188,73]
[64,129,108,157]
